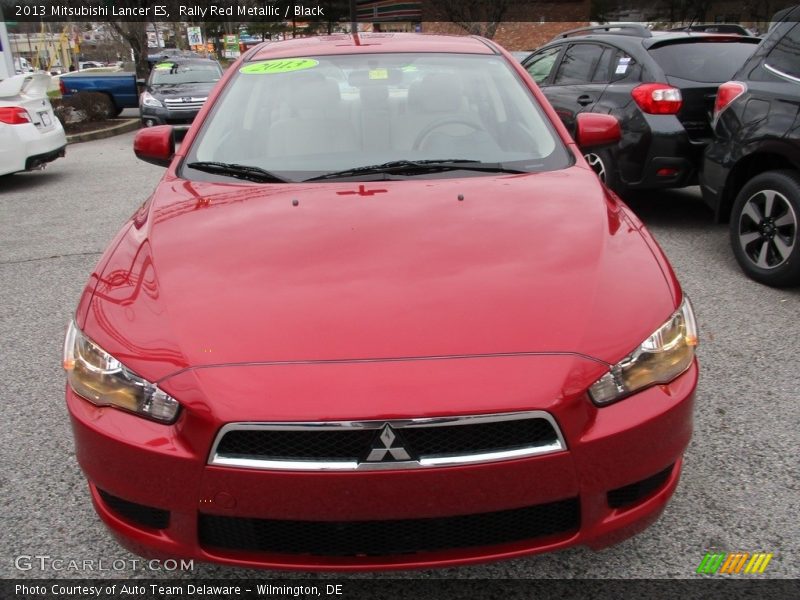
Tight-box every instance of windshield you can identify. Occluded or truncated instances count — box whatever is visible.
[150,62,222,85]
[185,53,571,182]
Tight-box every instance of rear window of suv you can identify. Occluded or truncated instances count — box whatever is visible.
[648,42,758,82]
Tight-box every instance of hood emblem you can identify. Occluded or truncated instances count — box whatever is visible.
[365,425,411,462]
[336,184,387,197]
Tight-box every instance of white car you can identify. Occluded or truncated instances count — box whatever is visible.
[0,74,66,176]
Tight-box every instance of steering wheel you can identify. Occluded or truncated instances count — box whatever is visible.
[412,118,486,150]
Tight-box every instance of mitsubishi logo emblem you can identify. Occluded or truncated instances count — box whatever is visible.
[365,425,411,462]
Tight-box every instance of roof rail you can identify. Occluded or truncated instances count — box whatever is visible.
[555,23,653,39]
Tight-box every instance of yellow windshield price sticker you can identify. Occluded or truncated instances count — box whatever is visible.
[154,63,174,70]
[240,58,319,75]
[368,69,389,80]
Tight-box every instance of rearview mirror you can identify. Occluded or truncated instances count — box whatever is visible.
[134,125,174,167]
[575,113,621,148]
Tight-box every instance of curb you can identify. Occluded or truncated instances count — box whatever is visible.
[66,119,141,144]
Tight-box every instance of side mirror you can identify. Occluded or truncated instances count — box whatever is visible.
[134,125,174,167]
[575,113,621,148]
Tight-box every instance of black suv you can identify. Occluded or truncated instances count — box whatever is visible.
[701,7,800,287]
[522,24,760,194]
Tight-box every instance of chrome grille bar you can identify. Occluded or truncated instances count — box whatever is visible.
[208,411,566,471]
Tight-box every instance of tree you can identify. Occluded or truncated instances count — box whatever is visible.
[425,0,514,39]
[108,22,148,79]
[658,0,712,24]
[741,0,789,25]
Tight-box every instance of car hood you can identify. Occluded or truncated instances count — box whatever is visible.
[148,82,216,98]
[83,167,678,382]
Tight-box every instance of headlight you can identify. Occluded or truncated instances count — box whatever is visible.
[63,322,180,423]
[588,297,698,406]
[141,91,163,108]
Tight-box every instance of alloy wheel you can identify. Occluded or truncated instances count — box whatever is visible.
[737,189,797,269]
[584,153,606,182]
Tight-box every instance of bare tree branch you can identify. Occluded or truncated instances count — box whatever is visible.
[426,0,515,39]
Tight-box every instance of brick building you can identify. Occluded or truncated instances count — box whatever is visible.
[421,0,590,50]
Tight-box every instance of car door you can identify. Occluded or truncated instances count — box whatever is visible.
[750,22,800,140]
[534,42,614,135]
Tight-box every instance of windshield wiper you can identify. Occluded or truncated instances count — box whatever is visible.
[186,161,287,183]
[304,159,528,182]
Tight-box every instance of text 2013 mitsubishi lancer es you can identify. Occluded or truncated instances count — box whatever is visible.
[63,34,698,570]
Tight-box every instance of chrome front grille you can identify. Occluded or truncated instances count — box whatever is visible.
[164,97,206,112]
[208,411,566,471]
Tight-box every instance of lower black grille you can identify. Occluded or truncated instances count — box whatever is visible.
[198,498,579,557]
[97,488,170,529]
[607,465,674,509]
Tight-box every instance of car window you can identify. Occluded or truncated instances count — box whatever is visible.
[150,63,222,85]
[607,50,640,82]
[647,42,758,83]
[524,46,561,84]
[764,22,800,79]
[553,44,606,85]
[185,53,572,182]
[590,47,615,83]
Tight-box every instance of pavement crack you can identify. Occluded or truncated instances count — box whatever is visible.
[0,250,103,266]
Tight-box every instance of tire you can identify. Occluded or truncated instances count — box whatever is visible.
[729,170,800,287]
[91,94,116,119]
[583,148,625,195]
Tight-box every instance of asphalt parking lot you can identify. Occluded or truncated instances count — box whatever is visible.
[0,131,797,580]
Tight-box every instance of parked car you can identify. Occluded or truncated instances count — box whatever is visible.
[139,58,223,127]
[58,70,140,117]
[64,33,698,570]
[522,24,760,194]
[49,66,124,95]
[13,57,34,74]
[79,61,105,70]
[0,73,66,176]
[701,6,800,287]
[146,48,201,68]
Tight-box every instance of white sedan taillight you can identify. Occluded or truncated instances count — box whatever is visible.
[0,107,32,125]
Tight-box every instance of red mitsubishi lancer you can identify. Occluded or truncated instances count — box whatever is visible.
[64,33,698,570]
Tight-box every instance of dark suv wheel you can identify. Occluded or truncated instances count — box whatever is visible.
[730,170,800,287]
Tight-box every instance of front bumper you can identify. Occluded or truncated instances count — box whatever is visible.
[67,358,697,571]
[140,105,200,127]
